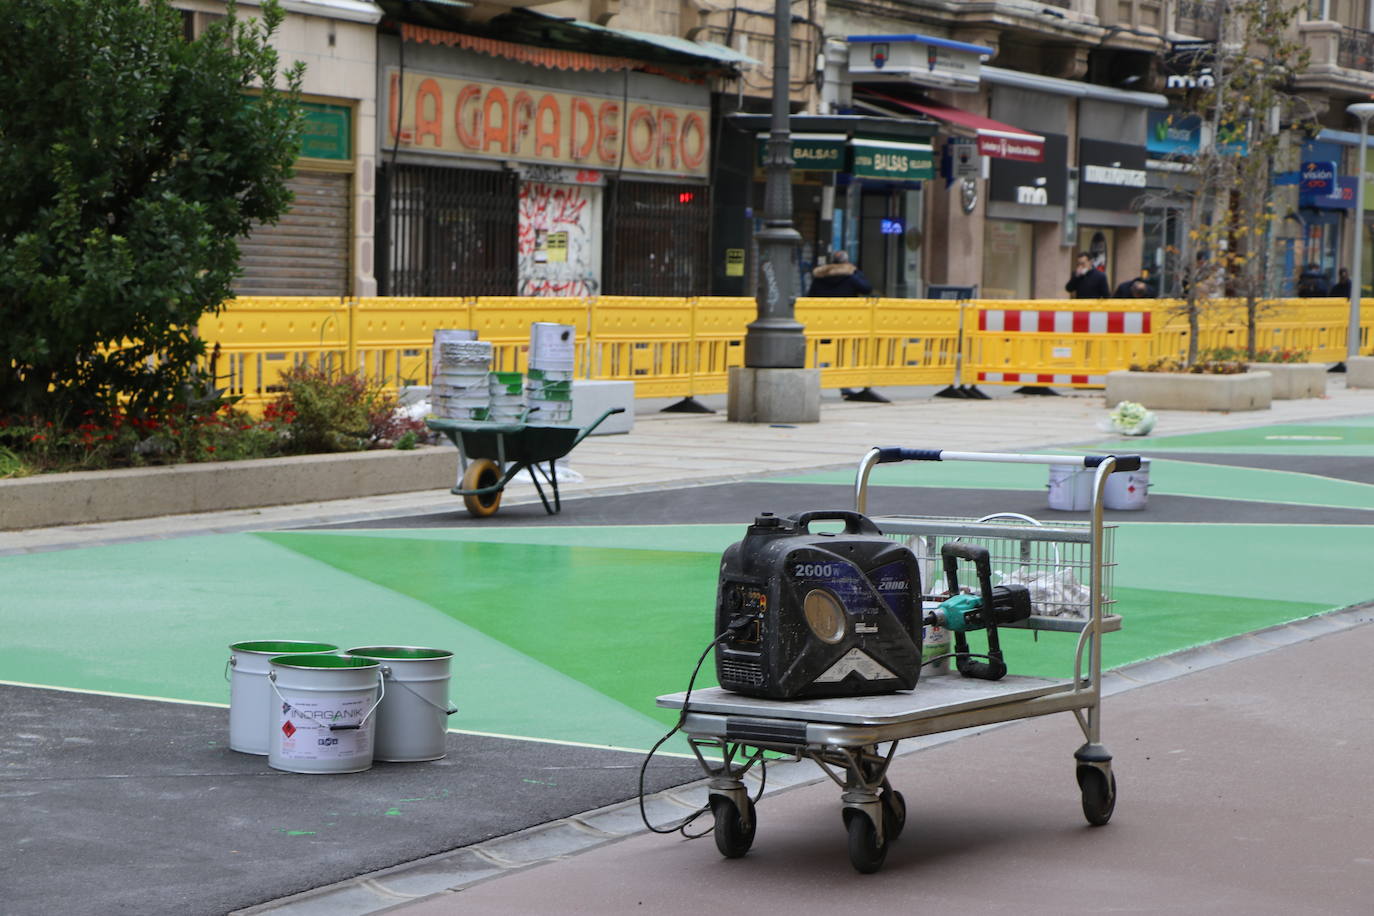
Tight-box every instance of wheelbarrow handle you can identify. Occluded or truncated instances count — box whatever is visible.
[569,407,626,449]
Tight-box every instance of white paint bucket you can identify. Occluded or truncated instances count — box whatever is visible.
[345,646,456,762]
[227,640,338,755]
[268,654,384,775]
[1047,464,1094,511]
[1104,458,1152,511]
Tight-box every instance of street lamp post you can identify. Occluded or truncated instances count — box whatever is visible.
[1345,102,1374,362]
[744,0,806,369]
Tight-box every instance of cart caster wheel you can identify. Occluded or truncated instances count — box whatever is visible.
[461,459,503,518]
[1077,766,1116,827]
[711,795,756,859]
[881,789,907,842]
[844,810,888,874]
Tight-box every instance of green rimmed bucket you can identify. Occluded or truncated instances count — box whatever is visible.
[227,640,338,755]
[268,654,384,774]
[345,646,457,762]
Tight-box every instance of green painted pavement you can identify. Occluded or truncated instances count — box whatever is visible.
[0,534,678,751]
[1082,421,1374,457]
[3,520,1369,754]
[771,453,1374,511]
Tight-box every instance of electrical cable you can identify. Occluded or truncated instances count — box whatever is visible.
[637,619,768,837]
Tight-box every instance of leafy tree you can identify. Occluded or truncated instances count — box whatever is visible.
[1156,0,1314,364]
[0,0,304,421]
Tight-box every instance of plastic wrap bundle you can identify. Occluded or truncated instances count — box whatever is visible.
[488,371,526,422]
[998,566,1091,618]
[526,323,575,424]
[430,332,490,420]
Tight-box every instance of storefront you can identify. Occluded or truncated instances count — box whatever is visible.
[1075,129,1149,290]
[718,114,937,298]
[232,3,380,297]
[375,24,725,297]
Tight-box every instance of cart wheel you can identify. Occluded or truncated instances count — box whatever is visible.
[881,789,907,841]
[710,795,756,859]
[1077,766,1117,826]
[844,809,888,874]
[461,459,503,518]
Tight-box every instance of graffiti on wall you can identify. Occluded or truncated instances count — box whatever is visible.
[518,181,601,297]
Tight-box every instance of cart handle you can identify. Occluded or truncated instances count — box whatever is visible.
[855,448,1140,515]
[871,448,1141,472]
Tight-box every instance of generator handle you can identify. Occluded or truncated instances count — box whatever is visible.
[790,510,882,536]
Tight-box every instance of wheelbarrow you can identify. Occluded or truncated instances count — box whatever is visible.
[425,407,626,518]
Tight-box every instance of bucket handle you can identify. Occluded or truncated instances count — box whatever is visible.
[225,657,234,682]
[380,665,459,716]
[268,669,387,732]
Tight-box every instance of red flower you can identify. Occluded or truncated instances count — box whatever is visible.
[30,433,45,442]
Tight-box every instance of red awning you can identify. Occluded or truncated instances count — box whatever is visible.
[860,90,1044,162]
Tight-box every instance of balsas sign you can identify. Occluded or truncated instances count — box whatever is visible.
[386,70,710,178]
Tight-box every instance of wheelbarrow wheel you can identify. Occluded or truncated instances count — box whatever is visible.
[461,459,503,518]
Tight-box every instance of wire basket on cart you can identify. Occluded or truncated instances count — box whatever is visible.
[879,514,1118,631]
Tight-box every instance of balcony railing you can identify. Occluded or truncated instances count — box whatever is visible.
[1339,26,1374,71]
[1176,0,1219,40]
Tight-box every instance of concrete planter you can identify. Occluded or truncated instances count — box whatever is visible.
[1104,370,1272,412]
[1245,362,1327,399]
[0,445,459,531]
[1345,356,1374,389]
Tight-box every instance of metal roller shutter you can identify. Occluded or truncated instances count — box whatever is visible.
[235,171,351,296]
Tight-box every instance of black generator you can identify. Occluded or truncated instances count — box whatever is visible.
[714,510,922,700]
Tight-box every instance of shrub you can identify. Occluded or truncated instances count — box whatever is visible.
[268,364,426,454]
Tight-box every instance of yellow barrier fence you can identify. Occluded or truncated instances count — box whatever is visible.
[869,298,964,386]
[690,298,754,395]
[198,297,351,411]
[200,296,1369,412]
[795,297,875,389]
[471,297,592,375]
[352,297,471,389]
[587,296,695,398]
[965,301,1155,388]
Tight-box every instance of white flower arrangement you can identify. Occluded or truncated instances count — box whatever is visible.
[1104,400,1156,436]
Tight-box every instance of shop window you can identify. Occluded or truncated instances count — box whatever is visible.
[982,221,1033,299]
[377,164,518,296]
[604,181,709,296]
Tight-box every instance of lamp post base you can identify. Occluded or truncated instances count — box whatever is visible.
[727,367,821,423]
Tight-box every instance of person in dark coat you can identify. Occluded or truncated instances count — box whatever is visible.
[806,250,873,297]
[1113,276,1157,298]
[1296,263,1330,297]
[1329,267,1352,298]
[1065,252,1111,299]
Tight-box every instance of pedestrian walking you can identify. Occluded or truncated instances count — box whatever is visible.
[1296,263,1330,297]
[1113,275,1157,298]
[1065,252,1110,299]
[1330,267,1352,298]
[806,250,873,297]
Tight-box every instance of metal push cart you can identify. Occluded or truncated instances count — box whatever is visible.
[656,447,1139,873]
[425,407,625,518]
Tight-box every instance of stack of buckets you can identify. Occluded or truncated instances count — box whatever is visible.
[227,640,456,775]
[525,322,575,425]
[488,371,526,422]
[430,330,492,421]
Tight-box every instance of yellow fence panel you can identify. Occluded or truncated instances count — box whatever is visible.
[795,297,875,389]
[199,297,350,412]
[470,297,591,375]
[352,297,471,390]
[690,297,753,394]
[588,297,694,398]
[868,299,961,387]
[1152,298,1355,364]
[966,300,1154,388]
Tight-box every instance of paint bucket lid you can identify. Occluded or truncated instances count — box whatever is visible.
[270,653,378,670]
[231,640,337,655]
[345,646,454,661]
